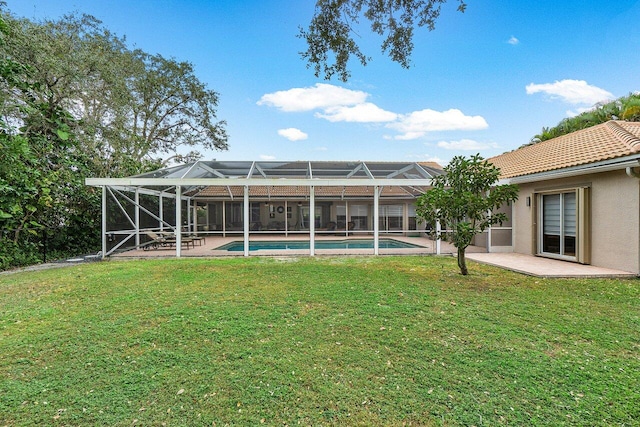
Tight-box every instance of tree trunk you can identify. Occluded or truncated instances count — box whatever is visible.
[457,247,468,275]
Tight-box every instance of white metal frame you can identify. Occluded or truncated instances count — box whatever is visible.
[87,161,442,258]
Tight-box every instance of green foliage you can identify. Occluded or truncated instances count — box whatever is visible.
[0,7,228,269]
[300,0,467,81]
[531,92,640,143]
[0,239,41,270]
[1,257,639,425]
[416,154,518,275]
[1,10,228,178]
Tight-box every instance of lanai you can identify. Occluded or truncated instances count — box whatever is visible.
[85,160,444,257]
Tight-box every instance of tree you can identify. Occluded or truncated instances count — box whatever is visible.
[0,13,85,268]
[109,50,228,174]
[415,154,518,275]
[1,11,228,178]
[300,0,467,81]
[0,8,229,269]
[530,93,640,144]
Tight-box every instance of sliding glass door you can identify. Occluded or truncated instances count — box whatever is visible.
[540,192,576,258]
[378,205,403,232]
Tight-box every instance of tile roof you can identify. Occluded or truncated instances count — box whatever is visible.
[193,185,427,198]
[489,121,640,179]
[418,161,444,171]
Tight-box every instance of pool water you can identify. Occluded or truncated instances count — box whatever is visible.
[215,239,423,252]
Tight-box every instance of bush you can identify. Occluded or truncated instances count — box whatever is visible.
[0,238,41,271]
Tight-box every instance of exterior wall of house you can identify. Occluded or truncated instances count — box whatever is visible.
[471,203,513,252]
[512,169,640,274]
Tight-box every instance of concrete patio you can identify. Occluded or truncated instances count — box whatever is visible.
[466,252,637,278]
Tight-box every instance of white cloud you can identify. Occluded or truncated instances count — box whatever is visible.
[387,109,489,140]
[315,102,398,123]
[436,139,499,150]
[315,146,328,151]
[277,127,308,141]
[526,79,614,105]
[260,85,488,140]
[257,83,367,112]
[259,154,276,160]
[507,36,519,45]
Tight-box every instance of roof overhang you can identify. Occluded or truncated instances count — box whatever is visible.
[498,155,640,185]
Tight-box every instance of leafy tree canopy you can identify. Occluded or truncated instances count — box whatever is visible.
[0,7,228,268]
[300,0,467,81]
[415,154,518,275]
[531,92,640,144]
[1,10,228,177]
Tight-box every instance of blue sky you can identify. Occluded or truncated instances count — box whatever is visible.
[7,0,640,165]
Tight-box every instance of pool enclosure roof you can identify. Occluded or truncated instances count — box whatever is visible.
[86,160,442,198]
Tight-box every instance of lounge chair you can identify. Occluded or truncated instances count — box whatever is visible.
[143,231,194,250]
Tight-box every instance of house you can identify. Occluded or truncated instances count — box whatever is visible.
[85,120,640,273]
[488,120,640,274]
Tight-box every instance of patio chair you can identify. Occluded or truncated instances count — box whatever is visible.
[143,231,167,250]
[143,231,194,250]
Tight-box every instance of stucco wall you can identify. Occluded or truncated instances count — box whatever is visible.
[512,169,640,274]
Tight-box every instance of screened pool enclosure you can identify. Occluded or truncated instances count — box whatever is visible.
[85,160,446,257]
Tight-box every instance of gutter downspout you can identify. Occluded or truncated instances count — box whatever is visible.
[626,162,640,275]
[626,164,640,178]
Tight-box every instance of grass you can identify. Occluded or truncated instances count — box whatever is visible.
[0,256,638,426]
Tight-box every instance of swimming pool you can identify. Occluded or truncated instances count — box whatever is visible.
[215,239,424,252]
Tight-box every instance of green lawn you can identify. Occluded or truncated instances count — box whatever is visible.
[0,256,638,426]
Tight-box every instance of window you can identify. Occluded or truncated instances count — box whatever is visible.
[350,205,368,230]
[301,207,321,229]
[250,202,261,222]
[225,202,243,228]
[378,205,403,231]
[407,204,417,230]
[336,204,346,229]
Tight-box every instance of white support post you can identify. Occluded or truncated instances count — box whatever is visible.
[243,186,249,257]
[436,218,441,255]
[486,193,492,252]
[284,200,288,237]
[222,200,226,238]
[374,186,380,255]
[159,195,164,232]
[176,185,182,258]
[186,199,191,235]
[309,186,315,256]
[345,201,349,237]
[135,188,140,248]
[101,186,107,259]
[192,201,198,235]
